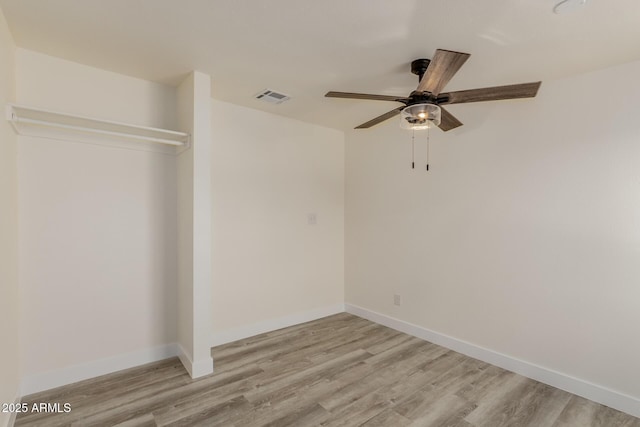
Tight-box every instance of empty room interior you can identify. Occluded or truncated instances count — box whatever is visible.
[1,1,640,426]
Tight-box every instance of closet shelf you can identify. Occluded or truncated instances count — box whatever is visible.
[6,104,190,151]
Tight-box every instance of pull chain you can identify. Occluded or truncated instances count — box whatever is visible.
[411,129,415,169]
[426,126,430,171]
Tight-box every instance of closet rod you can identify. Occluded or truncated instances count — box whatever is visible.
[11,116,185,146]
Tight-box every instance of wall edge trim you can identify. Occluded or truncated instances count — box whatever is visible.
[7,393,21,427]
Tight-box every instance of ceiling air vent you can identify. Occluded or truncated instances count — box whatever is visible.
[255,89,290,105]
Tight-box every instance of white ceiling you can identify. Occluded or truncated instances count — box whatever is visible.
[1,0,640,131]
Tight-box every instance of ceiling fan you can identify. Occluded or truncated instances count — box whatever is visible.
[326,49,541,131]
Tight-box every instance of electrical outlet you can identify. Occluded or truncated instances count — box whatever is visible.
[393,294,401,306]
[307,213,317,225]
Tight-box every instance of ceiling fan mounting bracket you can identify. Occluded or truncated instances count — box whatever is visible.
[411,59,431,82]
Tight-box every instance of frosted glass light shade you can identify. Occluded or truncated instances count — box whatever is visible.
[400,103,441,130]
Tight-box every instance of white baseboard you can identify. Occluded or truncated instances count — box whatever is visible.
[211,303,346,347]
[345,303,640,419]
[20,343,179,396]
[177,344,213,379]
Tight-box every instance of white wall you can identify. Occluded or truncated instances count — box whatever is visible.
[346,60,640,402]
[0,7,19,427]
[12,48,346,390]
[16,49,179,387]
[15,49,177,129]
[210,100,344,340]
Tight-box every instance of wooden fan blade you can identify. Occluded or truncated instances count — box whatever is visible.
[438,107,463,132]
[355,107,404,129]
[440,82,541,105]
[416,49,470,95]
[325,91,407,102]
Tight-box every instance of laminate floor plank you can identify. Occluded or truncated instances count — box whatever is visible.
[362,330,416,355]
[319,389,391,427]
[402,393,476,427]
[260,325,381,371]
[502,382,573,427]
[462,374,529,425]
[161,395,251,427]
[260,402,330,427]
[395,385,476,421]
[70,363,263,427]
[317,346,450,414]
[213,319,379,375]
[18,358,186,422]
[152,365,265,425]
[359,408,412,427]
[552,395,640,427]
[15,313,640,427]
[228,379,336,427]
[243,349,371,403]
[321,360,425,416]
[112,413,157,427]
[306,327,405,365]
[18,367,191,426]
[454,364,516,403]
[211,313,365,360]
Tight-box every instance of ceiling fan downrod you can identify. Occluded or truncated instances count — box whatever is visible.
[411,59,431,83]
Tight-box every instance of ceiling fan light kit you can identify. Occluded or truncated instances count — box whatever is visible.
[325,48,542,132]
[400,103,441,130]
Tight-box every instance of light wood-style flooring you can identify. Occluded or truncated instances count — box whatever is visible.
[15,313,640,426]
